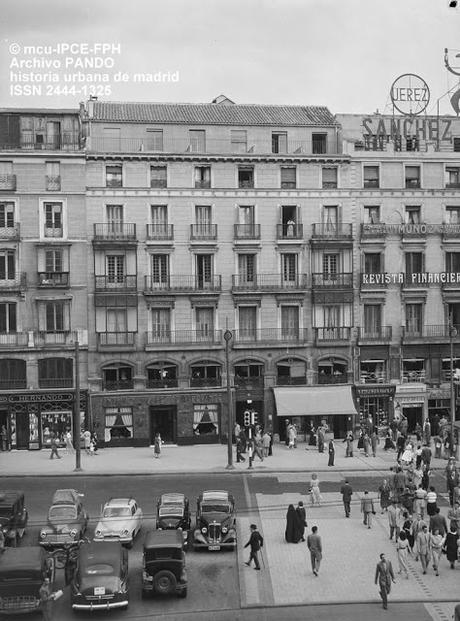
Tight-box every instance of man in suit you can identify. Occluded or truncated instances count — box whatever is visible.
[307,525,322,576]
[375,552,395,610]
[416,523,430,574]
[340,480,353,518]
[295,501,307,541]
[429,507,448,536]
[244,524,263,570]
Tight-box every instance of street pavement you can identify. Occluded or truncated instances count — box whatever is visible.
[1,440,459,619]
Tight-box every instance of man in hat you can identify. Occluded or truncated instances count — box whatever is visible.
[244,524,263,570]
[446,457,459,506]
[375,552,395,610]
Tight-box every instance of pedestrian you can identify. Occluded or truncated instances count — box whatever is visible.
[0,528,4,553]
[268,431,274,456]
[154,432,162,458]
[82,429,91,455]
[64,429,74,455]
[343,431,354,457]
[309,473,322,506]
[253,434,264,461]
[327,438,335,466]
[448,501,460,531]
[446,457,459,506]
[234,421,241,442]
[429,507,448,536]
[430,528,445,576]
[402,511,414,551]
[421,444,432,470]
[378,479,391,513]
[91,431,98,454]
[393,467,406,502]
[236,435,245,463]
[384,430,395,451]
[413,485,427,519]
[49,434,61,460]
[423,419,431,446]
[285,504,302,543]
[443,526,459,569]
[287,423,296,449]
[244,523,263,570]
[239,428,247,453]
[295,501,307,542]
[262,430,270,458]
[363,432,371,457]
[39,577,54,621]
[0,425,7,451]
[415,523,430,574]
[374,552,395,610]
[421,465,430,491]
[317,426,325,453]
[371,430,379,457]
[434,435,443,459]
[396,531,410,579]
[388,499,402,541]
[399,487,414,515]
[340,480,353,518]
[415,422,423,443]
[426,486,438,517]
[396,434,406,462]
[455,604,460,621]
[306,525,322,576]
[361,491,375,529]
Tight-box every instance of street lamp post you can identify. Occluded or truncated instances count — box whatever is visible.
[73,338,82,472]
[450,317,457,457]
[224,329,235,470]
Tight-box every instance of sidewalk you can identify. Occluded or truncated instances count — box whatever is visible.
[0,440,451,476]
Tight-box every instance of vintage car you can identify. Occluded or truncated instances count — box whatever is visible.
[0,490,28,546]
[141,530,187,598]
[71,541,129,611]
[39,488,89,548]
[94,497,143,548]
[192,490,237,551]
[156,493,190,542]
[0,546,54,615]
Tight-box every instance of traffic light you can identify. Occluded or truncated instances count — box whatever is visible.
[252,411,258,425]
[243,410,251,426]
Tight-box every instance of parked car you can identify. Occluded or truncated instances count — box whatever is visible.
[156,493,190,543]
[39,488,88,548]
[71,541,129,611]
[192,490,237,551]
[0,490,28,546]
[141,530,187,598]
[94,497,143,548]
[0,546,54,615]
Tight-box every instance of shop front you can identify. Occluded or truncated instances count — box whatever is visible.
[353,384,396,436]
[394,383,427,432]
[0,391,88,450]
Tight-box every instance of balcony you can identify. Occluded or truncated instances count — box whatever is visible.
[0,133,81,151]
[97,332,136,348]
[0,378,27,390]
[194,180,211,189]
[234,376,265,389]
[93,223,137,242]
[232,273,308,291]
[190,224,217,241]
[43,226,63,238]
[38,272,70,287]
[0,272,27,293]
[314,326,352,344]
[402,370,426,383]
[0,174,16,190]
[146,223,174,241]
[145,329,223,347]
[103,379,134,391]
[442,224,460,241]
[401,223,427,240]
[311,273,353,288]
[190,377,222,388]
[144,274,221,293]
[95,275,137,292]
[34,331,76,347]
[233,328,308,346]
[276,376,307,386]
[234,224,261,240]
[402,324,460,342]
[358,371,388,384]
[146,377,179,389]
[357,326,392,343]
[311,223,353,241]
[0,223,20,240]
[0,332,29,348]
[38,378,73,389]
[317,373,348,384]
[45,175,61,191]
[276,223,303,240]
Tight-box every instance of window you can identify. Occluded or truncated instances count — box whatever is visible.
[44,202,63,237]
[446,167,460,188]
[39,301,69,332]
[0,202,15,228]
[446,206,460,224]
[194,204,212,237]
[238,166,254,188]
[196,254,212,287]
[150,308,171,342]
[104,406,133,441]
[323,253,338,276]
[281,166,296,189]
[151,254,169,286]
[405,166,421,188]
[364,205,380,224]
[446,252,460,272]
[106,308,127,333]
[150,165,167,188]
[106,164,122,188]
[46,161,60,190]
[194,166,211,189]
[324,305,340,329]
[272,132,287,153]
[363,166,379,188]
[0,358,25,389]
[281,253,297,284]
[322,167,337,189]
[363,253,381,273]
[189,130,205,152]
[363,305,381,338]
[405,206,421,224]
[106,255,125,284]
[323,205,338,231]
[150,204,168,238]
[454,137,460,153]
[405,303,423,335]
[0,250,15,280]
[238,306,257,340]
[146,129,163,151]
[281,205,297,237]
[196,307,214,340]
[45,249,63,273]
[106,204,123,235]
[38,358,73,389]
[237,205,255,237]
[234,361,263,384]
[230,130,247,153]
[0,302,16,332]
[281,305,299,338]
[190,363,221,387]
[0,162,14,189]
[147,362,177,388]
[312,133,327,154]
[405,252,424,274]
[238,254,256,284]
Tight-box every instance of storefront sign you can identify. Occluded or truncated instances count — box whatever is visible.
[355,385,396,398]
[396,395,425,404]
[361,272,460,285]
[362,224,460,236]
[390,74,430,115]
[362,116,450,141]
[8,392,75,403]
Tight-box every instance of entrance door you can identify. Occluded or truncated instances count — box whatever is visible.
[149,406,176,444]
[403,406,423,433]
[15,412,30,450]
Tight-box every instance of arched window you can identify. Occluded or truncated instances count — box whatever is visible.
[190,361,221,387]
[276,358,306,386]
[146,362,178,388]
[102,363,133,391]
[234,360,264,387]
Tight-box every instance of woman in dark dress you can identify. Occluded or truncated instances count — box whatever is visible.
[444,527,459,569]
[328,439,335,466]
[285,504,301,543]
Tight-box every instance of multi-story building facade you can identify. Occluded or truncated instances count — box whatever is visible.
[2,97,460,449]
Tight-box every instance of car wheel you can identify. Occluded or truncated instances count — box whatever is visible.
[178,588,187,598]
[153,570,177,595]
[125,539,133,549]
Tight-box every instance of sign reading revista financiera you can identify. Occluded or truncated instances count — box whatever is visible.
[361,272,460,285]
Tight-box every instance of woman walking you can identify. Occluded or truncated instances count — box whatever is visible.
[430,528,445,576]
[444,527,459,569]
[378,479,392,513]
[154,432,162,458]
[309,473,322,506]
[426,486,438,517]
[328,439,335,466]
[396,531,410,579]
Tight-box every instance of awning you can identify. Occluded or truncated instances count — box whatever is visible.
[273,386,358,418]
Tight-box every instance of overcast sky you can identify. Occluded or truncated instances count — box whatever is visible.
[1,0,460,115]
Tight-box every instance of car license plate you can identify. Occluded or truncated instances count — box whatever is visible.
[94,587,105,595]
[208,545,220,551]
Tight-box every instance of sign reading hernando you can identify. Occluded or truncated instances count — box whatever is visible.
[362,272,460,285]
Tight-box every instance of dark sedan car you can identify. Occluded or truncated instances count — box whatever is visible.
[156,493,190,543]
[192,490,236,551]
[39,489,88,548]
[0,490,28,546]
[142,530,187,598]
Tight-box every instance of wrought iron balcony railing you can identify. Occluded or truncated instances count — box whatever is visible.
[233,328,308,344]
[95,275,137,291]
[311,223,353,239]
[146,329,223,345]
[45,175,61,191]
[314,327,352,342]
[93,223,137,241]
[144,274,221,292]
[146,223,174,241]
[276,223,303,239]
[38,272,70,287]
[233,224,261,240]
[402,324,460,339]
[0,223,20,239]
[190,224,217,240]
[232,273,308,290]
[311,273,353,288]
[0,174,16,190]
[357,326,392,341]
[98,332,136,346]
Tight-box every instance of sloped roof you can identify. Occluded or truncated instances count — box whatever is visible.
[89,101,337,127]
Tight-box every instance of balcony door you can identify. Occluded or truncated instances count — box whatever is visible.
[196,307,214,341]
[363,304,381,338]
[106,255,125,286]
[196,254,212,288]
[323,205,338,233]
[106,205,123,236]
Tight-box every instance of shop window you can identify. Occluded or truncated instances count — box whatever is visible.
[0,358,26,389]
[402,359,425,382]
[38,357,73,388]
[193,404,218,436]
[104,406,133,442]
[360,360,386,383]
[42,412,73,447]
[358,396,389,429]
[103,365,133,390]
[146,363,178,388]
[190,361,221,387]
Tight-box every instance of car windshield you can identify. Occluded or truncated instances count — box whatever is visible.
[145,548,181,562]
[159,506,182,517]
[49,505,77,520]
[103,507,131,518]
[201,503,230,514]
[0,507,12,518]
[83,563,115,576]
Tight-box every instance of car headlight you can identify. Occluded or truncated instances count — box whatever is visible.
[221,526,228,534]
[201,527,207,534]
[122,529,129,536]
[70,529,77,537]
[178,526,183,531]
[95,529,102,537]
[40,531,47,539]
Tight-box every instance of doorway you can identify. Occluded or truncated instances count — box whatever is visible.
[149,406,176,444]
[402,406,423,433]
[15,412,30,450]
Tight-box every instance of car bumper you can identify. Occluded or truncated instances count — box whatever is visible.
[39,538,76,548]
[192,541,236,550]
[72,600,128,610]
[142,581,187,594]
[93,535,133,545]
